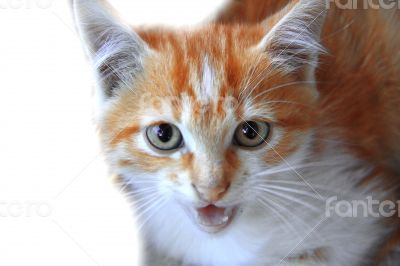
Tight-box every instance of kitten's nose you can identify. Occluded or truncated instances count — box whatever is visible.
[192,182,231,202]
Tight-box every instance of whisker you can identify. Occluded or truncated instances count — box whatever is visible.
[257,184,324,200]
[238,54,265,100]
[249,162,344,186]
[126,188,159,198]
[135,195,165,220]
[259,193,318,233]
[258,179,338,193]
[256,197,301,237]
[136,196,168,232]
[251,161,337,178]
[240,66,274,104]
[259,100,315,108]
[274,181,349,196]
[255,187,322,213]
[131,191,161,205]
[252,81,316,101]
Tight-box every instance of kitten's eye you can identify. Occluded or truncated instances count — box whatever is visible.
[146,123,183,151]
[234,121,271,148]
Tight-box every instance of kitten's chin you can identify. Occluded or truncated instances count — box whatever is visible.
[194,205,238,234]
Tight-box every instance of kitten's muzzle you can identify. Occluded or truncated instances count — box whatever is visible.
[190,181,236,233]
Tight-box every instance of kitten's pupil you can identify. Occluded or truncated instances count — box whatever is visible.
[155,124,173,143]
[242,122,259,139]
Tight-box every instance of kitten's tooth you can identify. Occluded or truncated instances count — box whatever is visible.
[195,205,237,232]
[224,207,233,217]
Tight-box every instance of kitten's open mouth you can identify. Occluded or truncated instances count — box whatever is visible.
[195,205,237,233]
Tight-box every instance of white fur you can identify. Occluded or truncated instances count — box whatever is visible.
[200,56,216,103]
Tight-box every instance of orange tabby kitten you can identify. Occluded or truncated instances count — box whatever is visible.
[72,0,400,265]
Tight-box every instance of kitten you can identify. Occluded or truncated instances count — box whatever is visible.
[71,0,400,265]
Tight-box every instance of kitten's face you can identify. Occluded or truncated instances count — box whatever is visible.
[100,25,317,234]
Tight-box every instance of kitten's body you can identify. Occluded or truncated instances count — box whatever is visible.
[72,0,400,265]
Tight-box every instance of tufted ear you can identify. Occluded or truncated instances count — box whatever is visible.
[71,0,149,99]
[257,0,327,79]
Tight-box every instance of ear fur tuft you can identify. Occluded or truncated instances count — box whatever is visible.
[259,0,328,77]
[71,0,148,98]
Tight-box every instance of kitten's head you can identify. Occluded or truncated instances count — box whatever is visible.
[73,0,326,239]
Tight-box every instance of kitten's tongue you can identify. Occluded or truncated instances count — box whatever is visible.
[196,205,234,233]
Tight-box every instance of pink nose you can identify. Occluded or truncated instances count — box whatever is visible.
[192,182,231,202]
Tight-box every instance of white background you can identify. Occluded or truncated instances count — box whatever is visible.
[0,0,225,265]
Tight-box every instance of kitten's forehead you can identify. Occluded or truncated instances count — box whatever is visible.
[130,26,264,137]
[137,24,266,98]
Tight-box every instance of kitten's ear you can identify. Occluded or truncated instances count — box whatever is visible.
[258,0,327,79]
[71,0,149,98]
